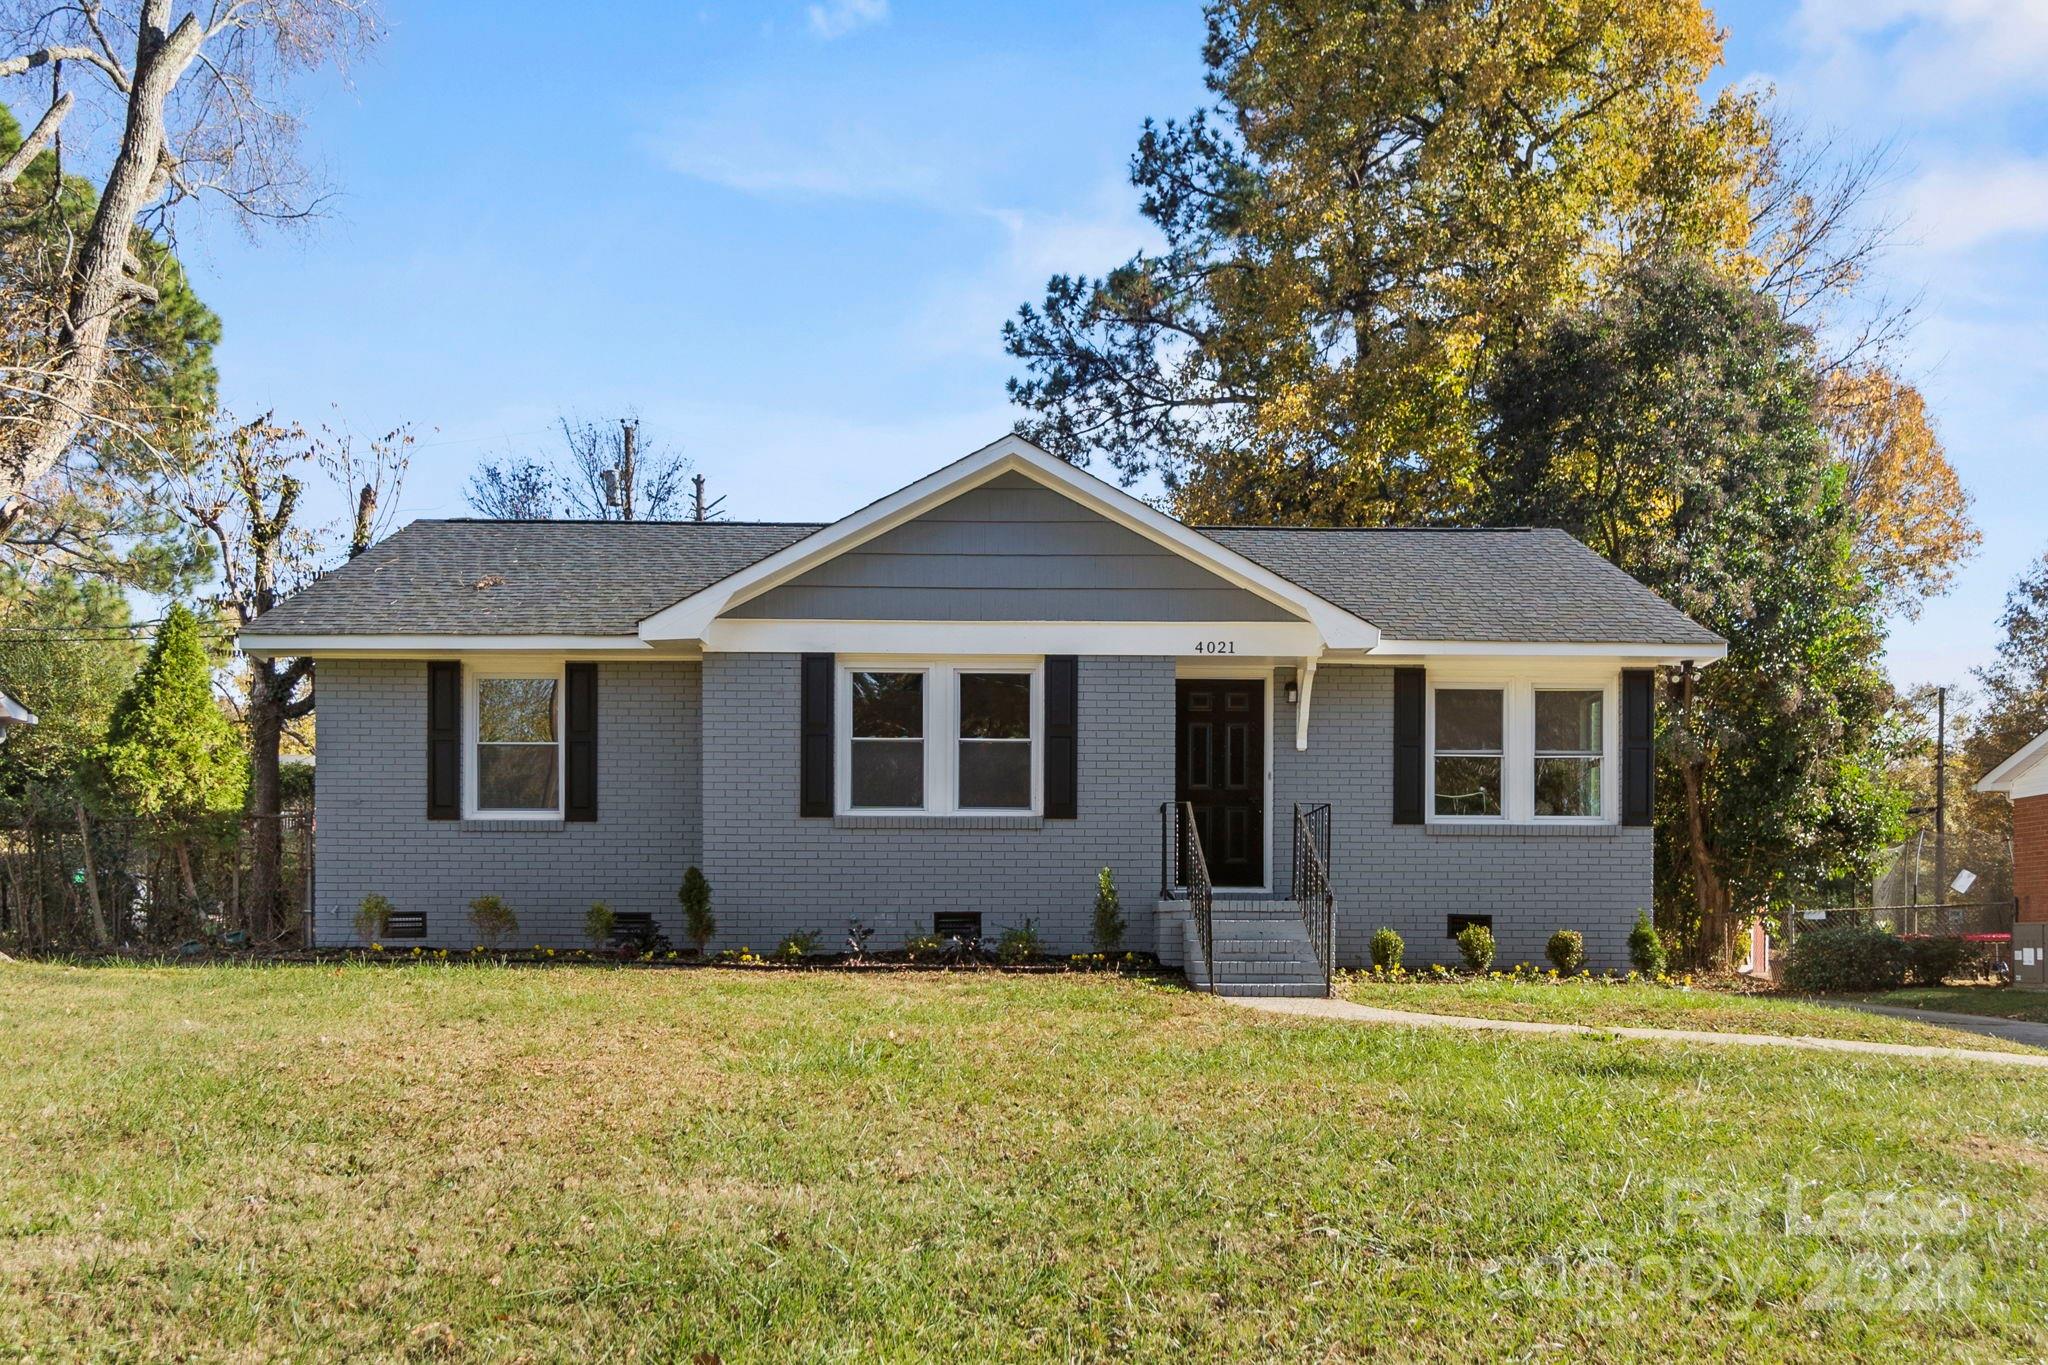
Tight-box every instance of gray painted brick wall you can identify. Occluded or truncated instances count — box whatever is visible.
[311,655,1649,966]
[699,652,1173,953]
[1272,665,1651,971]
[312,658,701,947]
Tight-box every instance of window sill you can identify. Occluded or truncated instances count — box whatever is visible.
[833,813,1043,831]
[1424,821,1623,837]
[458,817,567,833]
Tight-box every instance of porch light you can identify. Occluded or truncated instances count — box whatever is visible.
[1285,679,1300,705]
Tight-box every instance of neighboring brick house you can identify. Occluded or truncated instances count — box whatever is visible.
[237,435,1725,992]
[1978,733,2048,924]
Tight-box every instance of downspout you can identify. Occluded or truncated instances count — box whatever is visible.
[1295,658,1318,751]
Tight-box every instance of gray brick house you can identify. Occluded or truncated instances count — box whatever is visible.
[239,435,1723,992]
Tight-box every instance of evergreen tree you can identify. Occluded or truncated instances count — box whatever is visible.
[94,604,246,901]
[1482,258,1904,963]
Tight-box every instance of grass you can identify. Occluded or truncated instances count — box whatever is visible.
[4,963,2048,1360]
[1338,972,2048,1053]
[1852,984,2048,1024]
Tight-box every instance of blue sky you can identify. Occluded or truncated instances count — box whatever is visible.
[174,1,2046,690]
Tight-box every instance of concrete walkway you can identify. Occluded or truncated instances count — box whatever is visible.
[1827,1001,2048,1051]
[1228,994,2048,1069]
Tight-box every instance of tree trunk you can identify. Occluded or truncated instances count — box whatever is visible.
[174,839,198,906]
[1672,663,1737,969]
[73,803,111,947]
[0,11,205,510]
[1678,757,1737,967]
[245,658,286,942]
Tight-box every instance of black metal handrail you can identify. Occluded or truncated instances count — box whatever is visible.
[1161,801,1215,989]
[1292,802,1335,996]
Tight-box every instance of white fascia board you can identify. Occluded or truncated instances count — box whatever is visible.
[1978,730,2048,795]
[1367,639,1728,665]
[236,633,658,659]
[701,618,1327,658]
[0,690,35,725]
[636,433,1382,650]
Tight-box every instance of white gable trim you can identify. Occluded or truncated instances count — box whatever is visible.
[635,434,1382,651]
[1978,730,2048,797]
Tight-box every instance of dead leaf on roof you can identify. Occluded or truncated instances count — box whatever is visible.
[471,574,505,591]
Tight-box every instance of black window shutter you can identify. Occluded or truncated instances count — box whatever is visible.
[1621,668,1655,827]
[564,662,598,822]
[1044,656,1078,819]
[799,653,834,817]
[427,661,461,820]
[1392,666,1425,825]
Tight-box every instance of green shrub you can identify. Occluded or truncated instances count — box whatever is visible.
[1782,926,1910,993]
[1369,926,1404,971]
[467,895,518,950]
[996,918,1044,965]
[904,934,943,961]
[678,866,715,954]
[1091,867,1126,953]
[1904,936,1981,986]
[1455,923,1495,973]
[353,893,394,943]
[774,930,820,962]
[1545,929,1585,975]
[583,902,615,949]
[1628,911,1668,976]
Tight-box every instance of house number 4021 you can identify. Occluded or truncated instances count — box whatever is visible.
[1194,640,1237,654]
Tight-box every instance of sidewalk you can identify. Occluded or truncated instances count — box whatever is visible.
[1827,1001,2048,1051]
[1228,994,2048,1069]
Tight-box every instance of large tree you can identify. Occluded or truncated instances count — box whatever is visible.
[1005,0,1766,525]
[1001,3,1976,614]
[1481,257,1904,962]
[178,411,408,940]
[0,98,219,589]
[0,0,377,520]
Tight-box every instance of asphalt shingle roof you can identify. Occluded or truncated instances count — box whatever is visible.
[241,518,1721,648]
[1201,526,1723,647]
[243,520,823,637]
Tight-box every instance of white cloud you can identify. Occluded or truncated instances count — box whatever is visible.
[1901,158,2048,251]
[806,0,888,41]
[1787,0,2048,114]
[653,105,946,202]
[901,181,1161,360]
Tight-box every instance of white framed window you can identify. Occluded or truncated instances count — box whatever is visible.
[1426,673,1618,825]
[838,660,1041,815]
[848,668,927,811]
[955,670,1034,811]
[1534,689,1604,819]
[466,662,564,818]
[1431,687,1505,818]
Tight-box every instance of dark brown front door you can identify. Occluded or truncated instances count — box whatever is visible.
[1176,679,1264,887]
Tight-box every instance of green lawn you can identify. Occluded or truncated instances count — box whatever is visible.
[4,964,2047,1360]
[1340,973,2048,1052]
[1852,985,2048,1024]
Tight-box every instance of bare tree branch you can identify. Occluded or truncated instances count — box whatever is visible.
[0,89,72,187]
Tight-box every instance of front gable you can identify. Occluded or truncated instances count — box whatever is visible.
[637,435,1381,651]
[724,471,1298,623]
